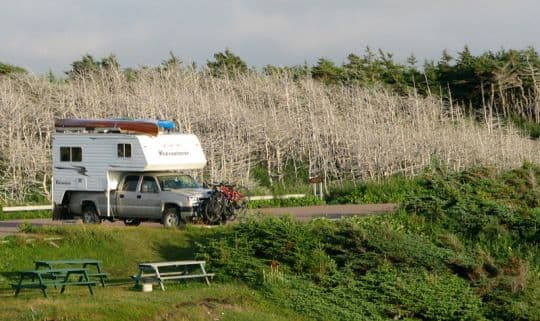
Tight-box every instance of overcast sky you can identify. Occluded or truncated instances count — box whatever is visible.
[1,0,539,74]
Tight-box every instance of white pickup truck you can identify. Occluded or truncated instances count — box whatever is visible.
[65,172,211,227]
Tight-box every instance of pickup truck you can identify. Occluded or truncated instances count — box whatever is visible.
[64,172,212,227]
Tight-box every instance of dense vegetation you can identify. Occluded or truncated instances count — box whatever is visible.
[197,164,540,320]
[0,165,538,320]
[5,45,540,122]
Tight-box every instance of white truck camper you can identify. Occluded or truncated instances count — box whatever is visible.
[52,119,213,227]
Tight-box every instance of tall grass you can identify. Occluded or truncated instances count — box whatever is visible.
[1,69,540,202]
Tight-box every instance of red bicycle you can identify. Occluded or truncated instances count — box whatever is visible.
[200,182,248,224]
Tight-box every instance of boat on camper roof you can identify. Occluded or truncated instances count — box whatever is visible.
[54,118,177,136]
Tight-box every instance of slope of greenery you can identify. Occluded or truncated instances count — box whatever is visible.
[197,164,540,321]
[0,165,538,320]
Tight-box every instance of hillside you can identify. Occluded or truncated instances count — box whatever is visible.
[2,70,540,204]
[0,165,538,320]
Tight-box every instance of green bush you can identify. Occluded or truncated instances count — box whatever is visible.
[325,174,425,204]
[248,195,325,208]
[196,212,538,321]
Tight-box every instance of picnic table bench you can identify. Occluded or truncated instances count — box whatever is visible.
[133,260,214,291]
[34,259,108,287]
[12,268,96,297]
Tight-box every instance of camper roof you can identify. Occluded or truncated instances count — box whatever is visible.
[54,118,178,136]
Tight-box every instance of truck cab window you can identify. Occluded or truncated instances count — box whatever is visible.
[121,175,140,192]
[141,176,159,193]
[117,144,132,158]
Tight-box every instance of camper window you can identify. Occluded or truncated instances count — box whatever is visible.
[117,144,132,158]
[60,147,82,162]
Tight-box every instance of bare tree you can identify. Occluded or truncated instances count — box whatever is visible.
[1,70,540,203]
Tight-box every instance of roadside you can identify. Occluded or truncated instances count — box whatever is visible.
[0,203,398,238]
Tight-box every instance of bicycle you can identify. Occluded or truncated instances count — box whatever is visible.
[200,182,249,225]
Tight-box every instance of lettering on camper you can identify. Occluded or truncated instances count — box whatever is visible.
[158,150,189,157]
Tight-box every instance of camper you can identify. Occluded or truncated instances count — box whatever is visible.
[52,118,212,227]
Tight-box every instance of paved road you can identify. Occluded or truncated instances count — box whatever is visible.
[0,203,397,238]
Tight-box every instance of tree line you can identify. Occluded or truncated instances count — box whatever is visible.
[3,46,540,123]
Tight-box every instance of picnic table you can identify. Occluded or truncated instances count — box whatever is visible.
[133,260,214,291]
[12,268,96,297]
[34,259,108,286]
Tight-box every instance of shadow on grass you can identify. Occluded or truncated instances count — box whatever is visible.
[154,226,231,262]
[0,271,20,282]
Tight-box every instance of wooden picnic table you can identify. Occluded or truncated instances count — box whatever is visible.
[34,259,107,286]
[133,260,214,291]
[12,268,96,297]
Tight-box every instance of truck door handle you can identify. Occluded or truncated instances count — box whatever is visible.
[137,195,142,199]
[119,194,124,198]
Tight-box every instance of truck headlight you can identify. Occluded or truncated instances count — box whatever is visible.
[188,196,199,207]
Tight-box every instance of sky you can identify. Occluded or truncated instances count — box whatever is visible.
[1,0,539,75]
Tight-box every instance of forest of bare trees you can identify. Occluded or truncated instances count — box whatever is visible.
[1,69,540,203]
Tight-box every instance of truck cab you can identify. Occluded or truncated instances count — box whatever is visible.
[113,173,211,224]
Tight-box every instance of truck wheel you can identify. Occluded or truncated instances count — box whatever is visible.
[123,218,141,226]
[162,208,184,228]
[82,206,100,224]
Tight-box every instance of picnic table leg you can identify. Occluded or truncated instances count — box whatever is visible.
[83,271,94,295]
[13,274,24,296]
[97,265,106,287]
[82,263,105,287]
[155,269,165,291]
[134,268,143,288]
[42,285,49,298]
[60,271,74,294]
[200,263,211,286]
[38,275,48,298]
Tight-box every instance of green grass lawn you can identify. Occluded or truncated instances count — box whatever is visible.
[0,225,307,321]
[0,283,306,321]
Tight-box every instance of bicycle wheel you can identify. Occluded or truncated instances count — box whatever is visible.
[203,192,225,225]
[234,186,250,219]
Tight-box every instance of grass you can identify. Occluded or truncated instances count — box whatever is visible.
[0,165,539,320]
[0,210,51,221]
[0,283,306,321]
[0,225,307,321]
[0,225,199,280]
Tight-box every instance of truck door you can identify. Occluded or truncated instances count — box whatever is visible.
[138,176,162,217]
[116,175,141,217]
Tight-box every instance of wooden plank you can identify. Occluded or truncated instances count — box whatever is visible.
[243,194,306,201]
[159,273,214,280]
[3,205,52,212]
[139,260,205,267]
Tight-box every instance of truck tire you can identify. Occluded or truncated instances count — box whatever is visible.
[162,208,184,228]
[82,205,100,224]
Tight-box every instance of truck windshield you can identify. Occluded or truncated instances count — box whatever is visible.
[158,175,201,190]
